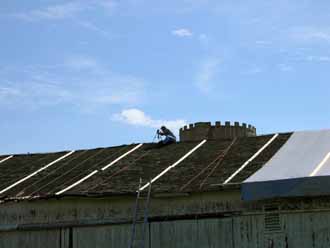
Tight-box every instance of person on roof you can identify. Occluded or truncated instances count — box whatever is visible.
[157,126,176,145]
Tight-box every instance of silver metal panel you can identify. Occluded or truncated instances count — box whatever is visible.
[245,130,330,182]
[316,153,330,176]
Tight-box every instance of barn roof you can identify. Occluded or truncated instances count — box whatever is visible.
[242,130,330,200]
[0,133,291,202]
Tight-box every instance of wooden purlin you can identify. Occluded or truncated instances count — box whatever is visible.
[0,151,75,195]
[56,144,144,195]
[85,149,150,193]
[0,154,60,191]
[103,151,151,182]
[15,150,89,197]
[0,155,13,165]
[179,151,226,191]
[101,143,143,171]
[224,133,279,184]
[55,170,98,195]
[179,139,237,191]
[139,140,207,191]
[31,148,106,196]
[55,145,129,194]
[199,138,237,189]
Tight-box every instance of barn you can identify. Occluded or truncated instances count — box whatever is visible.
[1,121,330,248]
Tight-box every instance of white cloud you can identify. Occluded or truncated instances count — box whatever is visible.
[112,108,187,133]
[75,20,113,39]
[88,76,146,105]
[195,58,220,94]
[0,86,23,99]
[64,56,99,71]
[304,32,330,42]
[278,64,293,72]
[306,56,330,62]
[13,1,116,21]
[291,27,330,43]
[13,2,88,21]
[0,79,144,110]
[172,28,193,37]
[255,40,272,45]
[0,57,146,111]
[97,0,118,12]
[198,33,211,48]
[11,1,116,39]
[243,66,262,75]
[0,81,73,108]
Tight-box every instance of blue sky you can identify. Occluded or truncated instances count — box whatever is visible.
[1,0,330,155]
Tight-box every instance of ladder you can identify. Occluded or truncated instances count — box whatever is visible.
[129,178,152,248]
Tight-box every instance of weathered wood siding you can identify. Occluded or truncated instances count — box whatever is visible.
[232,215,264,248]
[2,202,330,247]
[151,218,233,247]
[282,212,330,248]
[1,213,330,248]
[74,224,133,248]
[0,229,60,248]
[0,192,241,228]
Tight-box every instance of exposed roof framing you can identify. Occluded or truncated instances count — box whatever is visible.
[0,155,13,165]
[0,133,292,201]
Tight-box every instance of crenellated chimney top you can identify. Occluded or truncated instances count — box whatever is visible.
[179,121,256,141]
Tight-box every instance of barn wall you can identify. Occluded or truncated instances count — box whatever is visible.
[232,215,265,248]
[3,194,330,247]
[150,218,234,248]
[0,190,241,228]
[281,211,330,248]
[74,224,134,248]
[2,210,330,248]
[0,229,61,248]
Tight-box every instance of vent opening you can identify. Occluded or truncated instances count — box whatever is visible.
[264,204,282,233]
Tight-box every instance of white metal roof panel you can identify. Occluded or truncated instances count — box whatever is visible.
[242,130,330,200]
[245,130,330,182]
